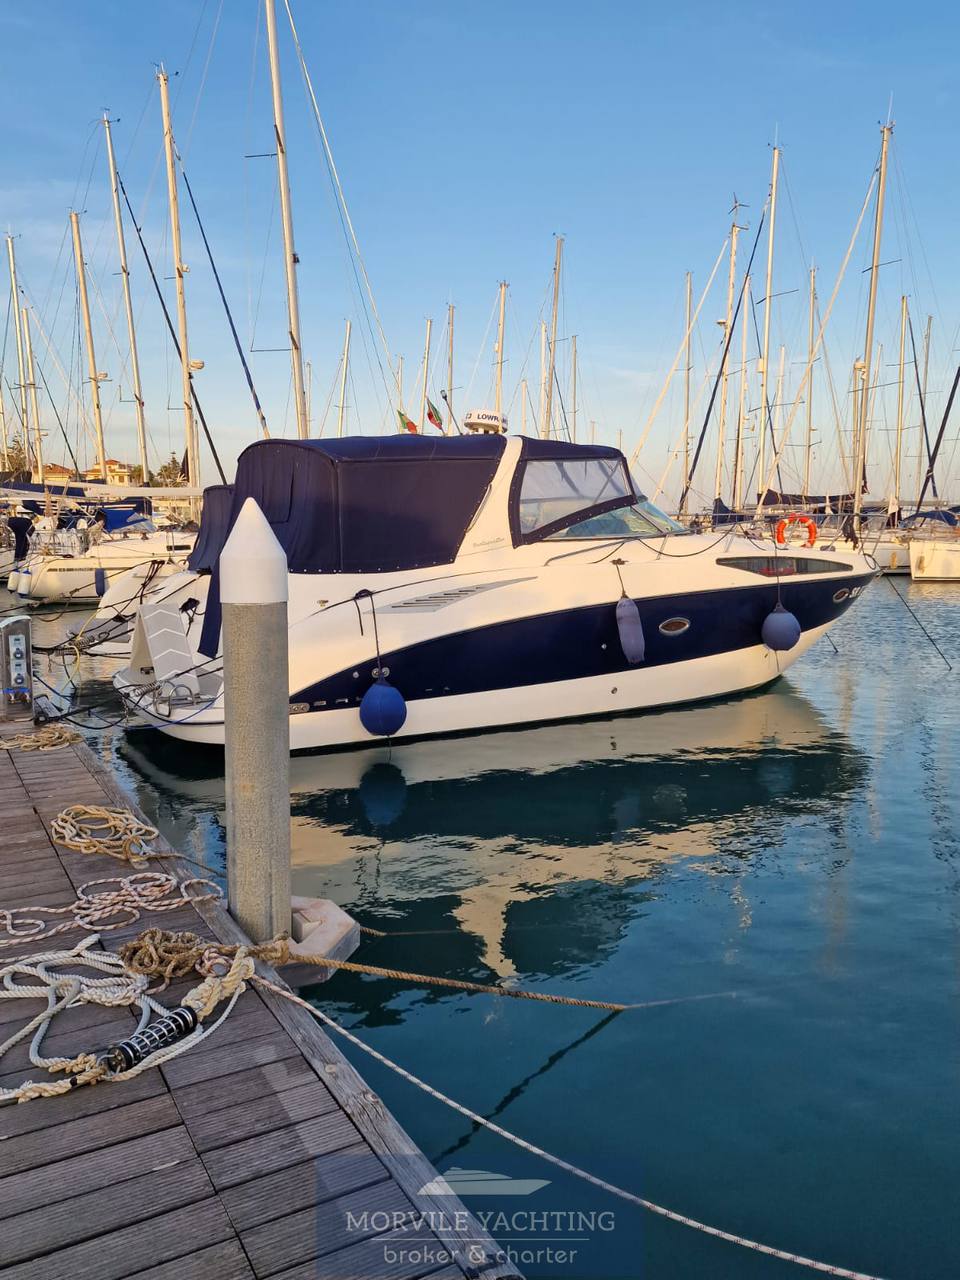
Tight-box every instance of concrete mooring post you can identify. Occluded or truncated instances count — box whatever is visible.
[220,497,291,942]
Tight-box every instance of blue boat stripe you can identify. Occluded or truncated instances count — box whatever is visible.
[291,573,872,711]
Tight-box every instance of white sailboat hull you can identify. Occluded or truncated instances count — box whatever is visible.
[909,537,960,581]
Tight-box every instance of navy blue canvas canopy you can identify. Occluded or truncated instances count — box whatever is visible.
[230,434,506,574]
[198,434,506,657]
[187,485,234,572]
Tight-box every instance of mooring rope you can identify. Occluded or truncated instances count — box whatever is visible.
[0,935,248,1104]
[118,928,732,1013]
[117,930,880,1278]
[0,726,81,753]
[50,805,161,867]
[0,924,886,1277]
[256,975,886,1280]
[0,873,222,951]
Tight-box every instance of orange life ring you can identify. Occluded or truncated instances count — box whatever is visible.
[775,513,817,548]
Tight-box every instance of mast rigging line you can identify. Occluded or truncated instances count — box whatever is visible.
[629,233,729,469]
[906,315,937,499]
[915,362,960,509]
[33,355,82,477]
[282,0,398,411]
[756,166,880,517]
[115,169,227,484]
[678,209,767,513]
[177,155,270,439]
[748,292,785,497]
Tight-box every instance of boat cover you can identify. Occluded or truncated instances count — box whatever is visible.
[187,485,235,572]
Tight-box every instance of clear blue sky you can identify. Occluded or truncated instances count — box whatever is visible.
[2,0,956,503]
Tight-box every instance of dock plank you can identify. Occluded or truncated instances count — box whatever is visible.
[171,1054,319,1118]
[127,1240,256,1280]
[0,1151,213,1266]
[0,1197,237,1280]
[219,1143,386,1231]
[0,1125,196,1217]
[0,1094,182,1177]
[185,1078,340,1153]
[242,1179,414,1277]
[203,1110,361,1190]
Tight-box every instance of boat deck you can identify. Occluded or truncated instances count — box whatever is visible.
[0,724,516,1280]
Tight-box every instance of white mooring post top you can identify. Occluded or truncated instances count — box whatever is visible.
[220,497,288,604]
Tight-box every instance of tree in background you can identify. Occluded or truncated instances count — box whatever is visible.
[151,454,185,487]
[2,439,30,475]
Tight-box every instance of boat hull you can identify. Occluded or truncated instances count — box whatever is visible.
[127,624,827,748]
[909,538,960,581]
[119,572,867,752]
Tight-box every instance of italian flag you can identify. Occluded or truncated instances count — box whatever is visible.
[427,398,443,429]
[398,410,418,433]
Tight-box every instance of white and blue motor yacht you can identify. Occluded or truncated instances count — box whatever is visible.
[115,433,876,750]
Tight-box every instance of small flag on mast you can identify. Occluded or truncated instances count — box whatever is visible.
[426,398,443,430]
[398,410,418,434]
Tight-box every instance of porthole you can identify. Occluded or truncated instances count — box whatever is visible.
[832,588,850,603]
[659,617,690,636]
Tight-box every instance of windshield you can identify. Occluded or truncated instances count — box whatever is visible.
[549,499,688,540]
[515,457,634,539]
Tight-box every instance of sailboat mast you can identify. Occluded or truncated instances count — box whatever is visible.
[538,321,547,437]
[495,281,507,415]
[854,123,892,522]
[20,307,43,481]
[0,372,8,469]
[803,265,816,499]
[446,303,454,434]
[774,345,786,460]
[680,271,692,516]
[714,221,740,501]
[894,295,907,508]
[758,145,780,499]
[336,319,351,438]
[70,212,107,481]
[733,274,750,511]
[20,306,43,484]
[103,113,148,481]
[158,68,199,490]
[542,237,563,439]
[264,0,308,439]
[419,317,432,430]
[5,236,30,456]
[570,334,577,442]
[520,379,527,434]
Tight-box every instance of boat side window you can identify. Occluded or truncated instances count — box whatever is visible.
[717,556,853,577]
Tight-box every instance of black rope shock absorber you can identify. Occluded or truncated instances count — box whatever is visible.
[99,1006,199,1074]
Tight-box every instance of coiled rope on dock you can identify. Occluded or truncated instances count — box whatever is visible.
[0,934,250,1104]
[0,873,222,951]
[50,805,161,866]
[0,726,81,753]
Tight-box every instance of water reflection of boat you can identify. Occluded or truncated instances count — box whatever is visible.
[121,682,863,977]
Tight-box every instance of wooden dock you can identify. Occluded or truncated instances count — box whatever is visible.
[0,728,518,1280]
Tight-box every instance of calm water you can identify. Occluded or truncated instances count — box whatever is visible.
[19,580,960,1278]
